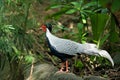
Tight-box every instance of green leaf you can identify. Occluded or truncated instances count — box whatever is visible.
[98,0,110,7]
[98,0,120,12]
[12,46,21,56]
[82,10,93,14]
[45,7,68,19]
[82,19,86,24]
[25,55,34,63]
[109,30,119,42]
[77,23,83,32]
[82,18,86,24]
[81,14,86,24]
[81,33,87,43]
[75,60,84,69]
[71,0,83,9]
[82,2,97,10]
[109,16,119,42]
[51,5,62,9]
[77,23,84,40]
[98,33,110,47]
[111,0,120,12]
[71,2,80,7]
[65,9,77,14]
[90,14,109,41]
[46,4,62,10]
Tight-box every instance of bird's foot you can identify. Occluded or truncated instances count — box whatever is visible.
[56,70,69,73]
[59,67,64,72]
[58,60,69,73]
[58,68,65,72]
[57,68,69,73]
[65,69,69,73]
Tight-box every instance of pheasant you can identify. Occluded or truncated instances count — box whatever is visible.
[41,23,114,72]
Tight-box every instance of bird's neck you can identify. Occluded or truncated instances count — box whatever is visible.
[46,28,57,42]
[46,29,59,44]
[46,28,52,37]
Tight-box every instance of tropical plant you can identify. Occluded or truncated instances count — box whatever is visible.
[46,0,100,43]
[0,0,41,80]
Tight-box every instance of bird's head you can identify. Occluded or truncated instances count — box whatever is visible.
[41,23,52,32]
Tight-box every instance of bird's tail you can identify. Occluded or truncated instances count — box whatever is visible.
[98,50,114,67]
[78,43,114,67]
[84,49,114,67]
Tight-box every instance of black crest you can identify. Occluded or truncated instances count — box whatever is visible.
[45,23,52,32]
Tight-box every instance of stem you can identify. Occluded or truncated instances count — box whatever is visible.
[0,0,4,23]
[24,3,31,30]
[28,60,34,80]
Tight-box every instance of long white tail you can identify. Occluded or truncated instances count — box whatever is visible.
[78,43,114,67]
[98,50,114,67]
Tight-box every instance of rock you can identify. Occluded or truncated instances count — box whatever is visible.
[113,53,120,66]
[31,64,57,80]
[25,63,107,80]
[83,76,106,80]
[25,63,83,80]
[50,72,83,80]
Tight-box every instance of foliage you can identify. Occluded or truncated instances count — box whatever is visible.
[75,59,84,69]
[47,0,119,45]
[46,0,98,23]
[90,13,110,47]
[46,0,100,43]
[0,0,41,80]
[77,23,87,43]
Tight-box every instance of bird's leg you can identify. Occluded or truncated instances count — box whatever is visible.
[59,60,69,72]
[65,60,69,72]
[59,62,65,72]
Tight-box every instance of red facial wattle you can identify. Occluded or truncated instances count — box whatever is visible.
[41,25,46,32]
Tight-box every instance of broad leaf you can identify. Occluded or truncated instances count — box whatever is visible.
[82,2,97,10]
[46,4,62,10]
[90,14,109,41]
[111,0,120,12]
[71,0,83,9]
[99,33,110,47]
[25,55,34,63]
[65,9,77,14]
[77,23,84,39]
[45,7,69,19]
[109,16,119,42]
[75,59,84,69]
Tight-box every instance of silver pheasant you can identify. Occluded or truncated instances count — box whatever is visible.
[41,23,114,72]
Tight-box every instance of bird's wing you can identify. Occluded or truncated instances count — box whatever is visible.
[51,37,79,55]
